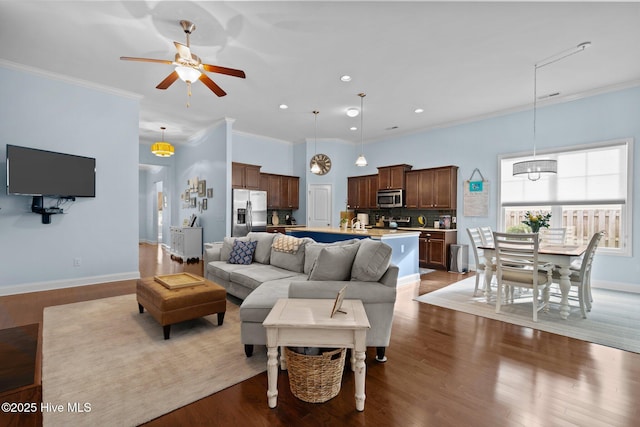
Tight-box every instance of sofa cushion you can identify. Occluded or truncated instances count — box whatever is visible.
[308,244,360,281]
[350,239,392,282]
[231,264,301,291]
[207,260,254,282]
[303,239,360,274]
[240,276,307,323]
[247,232,277,264]
[221,236,249,261]
[229,240,257,265]
[270,236,312,273]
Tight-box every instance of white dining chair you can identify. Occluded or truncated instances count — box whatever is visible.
[539,227,567,245]
[552,230,605,318]
[479,226,494,247]
[493,232,554,322]
[467,227,495,296]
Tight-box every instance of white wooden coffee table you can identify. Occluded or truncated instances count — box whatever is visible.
[262,298,370,411]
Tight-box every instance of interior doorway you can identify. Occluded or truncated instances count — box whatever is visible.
[156,181,163,243]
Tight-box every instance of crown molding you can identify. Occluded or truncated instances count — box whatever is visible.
[0,59,142,100]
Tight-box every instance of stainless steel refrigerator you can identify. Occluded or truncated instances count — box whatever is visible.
[232,189,267,237]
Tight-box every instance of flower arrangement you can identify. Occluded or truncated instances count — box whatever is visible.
[522,211,551,233]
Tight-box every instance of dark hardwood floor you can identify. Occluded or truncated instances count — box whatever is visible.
[1,243,639,426]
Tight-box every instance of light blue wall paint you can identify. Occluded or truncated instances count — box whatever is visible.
[232,131,294,175]
[0,66,139,292]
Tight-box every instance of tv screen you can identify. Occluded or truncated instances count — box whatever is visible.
[6,144,96,197]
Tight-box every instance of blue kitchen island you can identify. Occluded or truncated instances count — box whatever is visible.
[286,227,420,287]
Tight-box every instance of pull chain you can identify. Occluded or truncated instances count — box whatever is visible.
[186,81,192,108]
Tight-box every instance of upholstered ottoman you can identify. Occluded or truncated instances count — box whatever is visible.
[136,276,227,339]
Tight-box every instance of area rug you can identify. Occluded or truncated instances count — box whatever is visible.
[419,268,436,275]
[415,277,640,353]
[42,294,266,427]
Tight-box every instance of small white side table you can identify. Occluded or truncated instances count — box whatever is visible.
[262,298,370,411]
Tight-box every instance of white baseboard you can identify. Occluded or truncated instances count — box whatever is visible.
[0,271,140,296]
[592,279,640,294]
[397,273,421,288]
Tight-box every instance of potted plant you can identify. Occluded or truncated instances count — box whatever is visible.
[522,211,551,233]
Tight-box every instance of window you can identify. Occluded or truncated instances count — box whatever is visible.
[499,139,633,256]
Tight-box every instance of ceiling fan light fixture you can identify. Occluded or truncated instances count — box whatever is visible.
[175,65,201,83]
[152,127,175,157]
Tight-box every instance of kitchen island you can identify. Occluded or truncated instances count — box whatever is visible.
[285,227,420,286]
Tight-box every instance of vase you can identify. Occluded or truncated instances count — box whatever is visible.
[530,224,540,233]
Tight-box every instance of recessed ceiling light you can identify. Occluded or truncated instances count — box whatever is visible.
[414,108,424,113]
[340,75,352,82]
[346,107,359,117]
[279,104,288,110]
[350,126,358,131]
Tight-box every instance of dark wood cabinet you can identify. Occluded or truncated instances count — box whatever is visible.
[419,230,457,270]
[232,162,261,189]
[406,165,458,209]
[347,174,377,209]
[281,176,299,209]
[261,173,299,209]
[378,164,412,190]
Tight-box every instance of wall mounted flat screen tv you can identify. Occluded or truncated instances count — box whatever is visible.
[6,144,96,197]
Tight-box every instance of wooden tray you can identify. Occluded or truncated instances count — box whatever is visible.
[154,273,205,289]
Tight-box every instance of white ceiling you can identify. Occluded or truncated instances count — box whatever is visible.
[2,1,639,147]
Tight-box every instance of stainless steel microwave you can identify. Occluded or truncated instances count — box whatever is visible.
[377,189,404,208]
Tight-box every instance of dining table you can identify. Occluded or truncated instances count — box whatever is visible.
[479,243,588,319]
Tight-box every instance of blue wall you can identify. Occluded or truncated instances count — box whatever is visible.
[0,66,140,294]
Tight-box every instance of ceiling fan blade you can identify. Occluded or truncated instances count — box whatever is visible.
[174,42,192,60]
[120,56,173,65]
[156,71,179,90]
[199,74,227,97]
[202,64,246,79]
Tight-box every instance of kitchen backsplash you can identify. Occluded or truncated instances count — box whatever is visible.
[354,208,457,228]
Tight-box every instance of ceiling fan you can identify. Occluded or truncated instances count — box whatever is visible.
[120,20,246,103]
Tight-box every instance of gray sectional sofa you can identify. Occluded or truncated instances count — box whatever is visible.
[203,232,398,362]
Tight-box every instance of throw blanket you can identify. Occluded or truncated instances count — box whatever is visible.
[272,235,303,253]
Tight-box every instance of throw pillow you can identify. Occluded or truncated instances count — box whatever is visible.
[350,239,392,282]
[221,236,249,261]
[228,240,258,265]
[247,232,277,264]
[308,244,360,281]
[303,239,360,274]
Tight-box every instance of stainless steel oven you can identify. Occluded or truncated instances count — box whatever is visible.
[377,189,404,208]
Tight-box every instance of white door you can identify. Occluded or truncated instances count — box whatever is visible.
[308,184,332,227]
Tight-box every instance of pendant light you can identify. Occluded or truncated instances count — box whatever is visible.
[151,126,175,157]
[310,111,321,174]
[355,93,367,167]
[513,42,590,181]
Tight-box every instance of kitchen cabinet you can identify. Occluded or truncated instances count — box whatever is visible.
[280,175,299,209]
[261,173,299,209]
[406,165,458,209]
[419,230,457,270]
[347,174,377,209]
[232,162,261,189]
[378,164,412,190]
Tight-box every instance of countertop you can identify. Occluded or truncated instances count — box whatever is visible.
[397,227,458,233]
[285,226,420,238]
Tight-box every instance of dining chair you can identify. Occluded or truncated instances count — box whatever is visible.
[479,226,494,247]
[539,227,567,245]
[552,230,605,318]
[493,232,554,322]
[466,227,494,296]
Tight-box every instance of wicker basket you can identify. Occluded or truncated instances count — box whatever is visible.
[284,347,346,403]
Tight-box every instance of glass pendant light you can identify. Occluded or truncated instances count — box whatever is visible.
[355,93,367,167]
[310,111,321,174]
